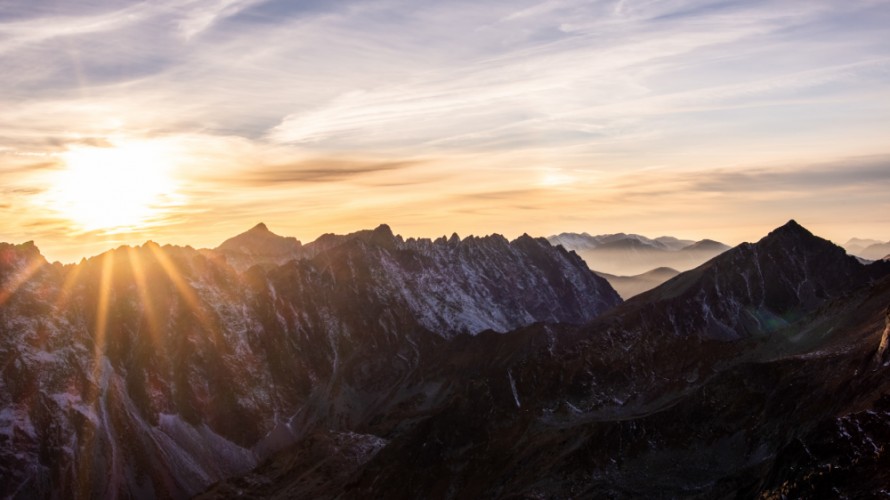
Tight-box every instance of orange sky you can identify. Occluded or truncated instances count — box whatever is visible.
[1,0,889,262]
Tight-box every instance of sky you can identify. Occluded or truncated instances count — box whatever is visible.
[1,0,889,262]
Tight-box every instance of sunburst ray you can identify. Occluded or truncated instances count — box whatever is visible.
[92,251,115,375]
[146,243,218,341]
[0,254,47,307]
[127,246,163,348]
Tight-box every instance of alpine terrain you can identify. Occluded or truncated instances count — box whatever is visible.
[2,220,890,498]
[0,223,618,498]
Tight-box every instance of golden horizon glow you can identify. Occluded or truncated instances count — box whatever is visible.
[1,1,889,261]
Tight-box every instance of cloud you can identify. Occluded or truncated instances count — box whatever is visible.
[0,2,151,52]
[1,0,890,260]
[4,0,888,161]
[684,156,890,193]
[258,0,889,159]
[176,0,272,40]
[221,159,422,185]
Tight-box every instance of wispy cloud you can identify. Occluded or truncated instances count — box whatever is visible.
[217,158,422,185]
[175,0,272,40]
[681,156,890,193]
[1,0,889,260]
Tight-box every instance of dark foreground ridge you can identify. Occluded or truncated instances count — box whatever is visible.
[0,223,618,498]
[2,221,890,498]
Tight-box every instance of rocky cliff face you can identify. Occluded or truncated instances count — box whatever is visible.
[214,222,303,272]
[618,219,890,340]
[4,221,890,499]
[219,223,620,337]
[203,221,890,499]
[0,224,620,498]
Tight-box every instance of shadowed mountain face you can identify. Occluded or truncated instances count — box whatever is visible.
[0,225,619,498]
[214,222,303,271]
[3,221,890,499]
[548,231,731,276]
[201,221,890,498]
[619,220,889,340]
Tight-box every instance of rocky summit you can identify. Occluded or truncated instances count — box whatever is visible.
[2,221,890,499]
[0,224,618,498]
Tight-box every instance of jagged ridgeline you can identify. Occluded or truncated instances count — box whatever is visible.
[2,221,890,499]
[0,224,619,498]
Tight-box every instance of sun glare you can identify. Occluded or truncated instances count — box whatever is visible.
[48,142,180,232]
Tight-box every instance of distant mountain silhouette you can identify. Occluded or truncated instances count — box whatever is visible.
[680,238,728,252]
[215,222,303,270]
[548,231,729,275]
[843,237,883,256]
[595,266,680,299]
[654,235,697,250]
[841,237,890,261]
[860,241,890,261]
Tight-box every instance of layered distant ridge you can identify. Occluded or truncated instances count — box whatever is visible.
[548,231,730,275]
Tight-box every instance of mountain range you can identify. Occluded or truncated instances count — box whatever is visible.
[844,237,890,261]
[547,231,731,296]
[0,223,618,498]
[547,231,731,277]
[2,220,890,498]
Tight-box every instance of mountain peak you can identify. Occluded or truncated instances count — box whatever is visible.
[0,240,45,266]
[368,224,398,248]
[770,219,811,237]
[754,220,857,271]
[216,223,302,270]
[756,220,822,249]
[682,239,730,253]
[373,223,394,238]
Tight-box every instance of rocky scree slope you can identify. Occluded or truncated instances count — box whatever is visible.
[201,220,890,498]
[0,224,619,499]
[221,223,621,336]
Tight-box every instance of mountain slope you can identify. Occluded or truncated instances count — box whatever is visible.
[314,222,890,498]
[0,224,620,498]
[200,220,890,498]
[4,221,890,499]
[271,224,621,337]
[621,220,889,340]
[214,222,303,271]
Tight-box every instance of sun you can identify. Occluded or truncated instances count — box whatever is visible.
[48,141,180,233]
